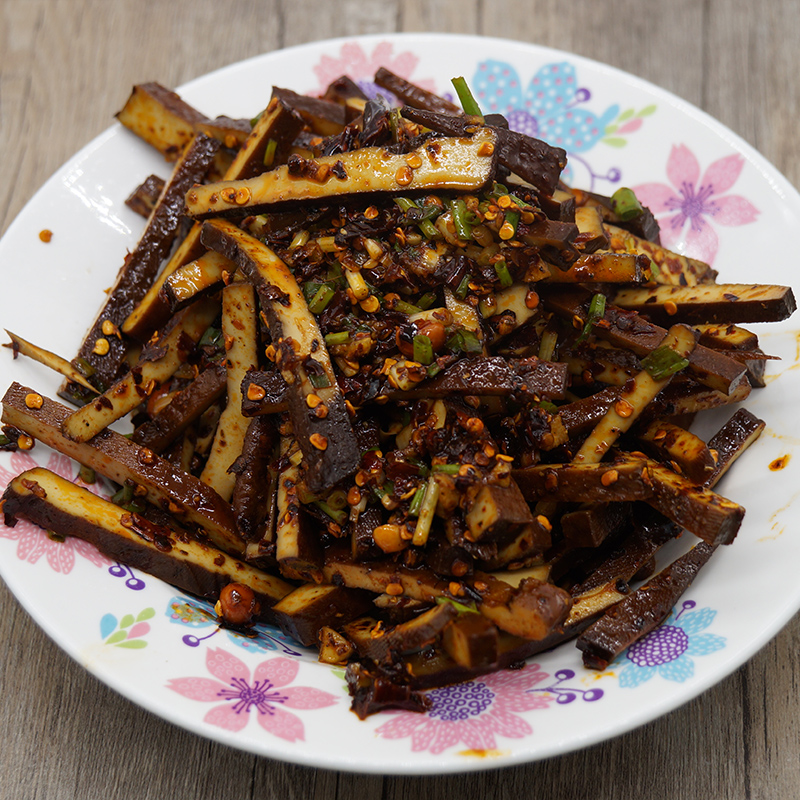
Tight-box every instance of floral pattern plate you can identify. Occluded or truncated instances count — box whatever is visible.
[1,34,799,774]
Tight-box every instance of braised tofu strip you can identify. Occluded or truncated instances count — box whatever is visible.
[2,70,793,716]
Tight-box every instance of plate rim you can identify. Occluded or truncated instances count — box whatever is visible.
[1,32,799,774]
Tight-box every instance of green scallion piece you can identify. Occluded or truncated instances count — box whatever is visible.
[459,329,483,353]
[503,208,520,236]
[494,259,514,288]
[413,333,434,365]
[455,273,471,300]
[324,331,350,346]
[111,485,133,507]
[648,259,661,280]
[432,463,461,475]
[389,108,402,143]
[78,465,96,485]
[576,293,607,343]
[412,476,440,546]
[198,326,222,349]
[326,489,349,511]
[408,484,426,517]
[451,77,483,119]
[538,329,558,361]
[611,187,644,221]
[263,138,278,167]
[308,284,335,314]
[395,197,417,212]
[435,596,479,614]
[394,299,423,315]
[75,357,95,378]
[640,346,690,380]
[417,292,437,310]
[419,218,440,239]
[308,371,331,389]
[426,363,442,379]
[450,198,474,240]
[314,500,348,525]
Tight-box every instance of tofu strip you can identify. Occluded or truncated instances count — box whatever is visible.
[62,297,219,443]
[200,218,360,493]
[185,128,499,219]
[3,383,245,556]
[200,283,258,501]
[121,98,305,342]
[574,324,698,464]
[1,468,292,615]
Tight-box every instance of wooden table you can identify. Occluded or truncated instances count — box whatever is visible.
[1,1,798,797]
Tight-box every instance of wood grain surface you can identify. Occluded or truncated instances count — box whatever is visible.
[1,1,799,797]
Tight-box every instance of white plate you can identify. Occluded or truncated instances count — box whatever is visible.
[1,33,798,774]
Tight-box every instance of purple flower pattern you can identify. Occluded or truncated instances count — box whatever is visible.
[617,601,726,688]
[167,648,336,740]
[374,664,553,754]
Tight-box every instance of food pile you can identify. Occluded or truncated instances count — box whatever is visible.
[1,68,794,718]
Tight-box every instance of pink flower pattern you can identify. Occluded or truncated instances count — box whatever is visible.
[0,449,112,573]
[633,144,759,265]
[311,41,437,97]
[167,648,337,741]
[375,664,554,754]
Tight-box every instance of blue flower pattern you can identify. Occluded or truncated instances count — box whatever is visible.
[472,60,652,188]
[616,601,726,688]
[165,595,307,657]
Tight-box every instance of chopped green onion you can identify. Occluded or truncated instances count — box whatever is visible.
[396,197,441,239]
[308,371,331,389]
[111,485,133,507]
[326,261,344,283]
[408,484,426,517]
[494,259,514,288]
[450,198,474,240]
[435,596,479,614]
[426,363,442,379]
[308,284,335,314]
[452,77,483,119]
[75,357,95,378]
[419,219,440,239]
[446,328,482,354]
[389,108,402,143]
[395,197,417,212]
[326,489,349,511]
[455,273,471,300]
[538,329,558,361]
[78,465,96,485]
[417,292,437,310]
[412,476,440,546]
[640,346,690,380]
[648,259,661,280]
[536,399,559,414]
[502,208,520,236]
[314,500,347,525]
[290,229,310,249]
[413,333,434,365]
[199,326,222,349]
[576,293,607,343]
[432,463,461,475]
[263,138,278,167]
[324,331,350,346]
[611,187,644,221]
[394,299,423,315]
